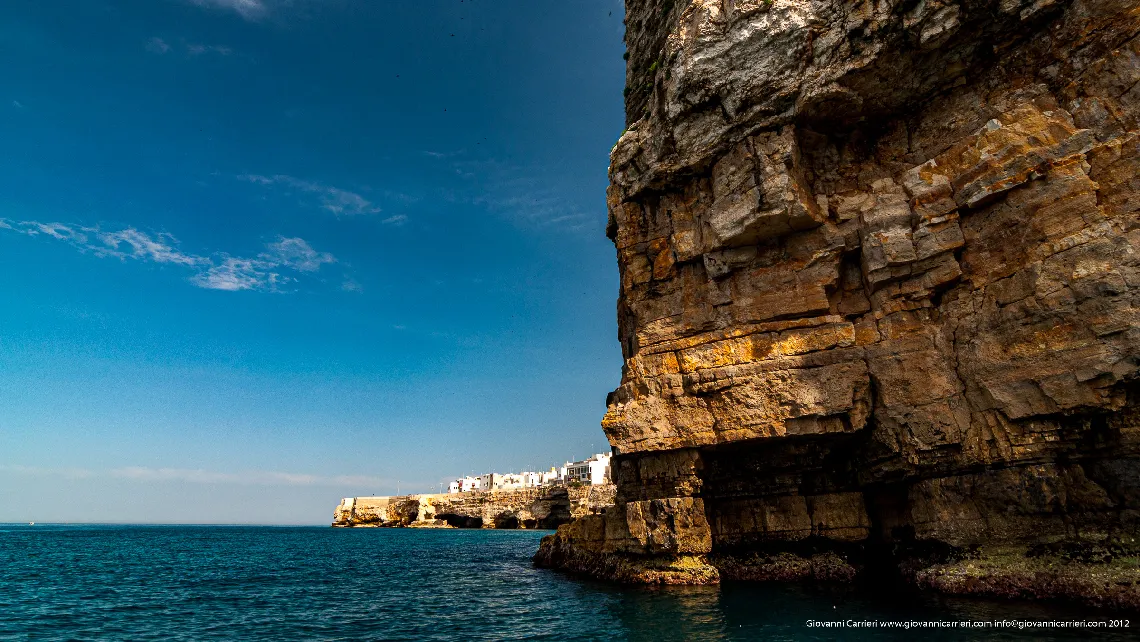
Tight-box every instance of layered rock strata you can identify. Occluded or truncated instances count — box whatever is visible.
[333,484,615,529]
[535,0,1140,606]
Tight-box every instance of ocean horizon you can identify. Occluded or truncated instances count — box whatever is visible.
[2,524,1132,641]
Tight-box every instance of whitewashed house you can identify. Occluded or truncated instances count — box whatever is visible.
[564,453,611,486]
[479,472,520,491]
[539,468,561,486]
[448,476,482,493]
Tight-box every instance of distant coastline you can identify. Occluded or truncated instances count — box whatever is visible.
[332,484,615,529]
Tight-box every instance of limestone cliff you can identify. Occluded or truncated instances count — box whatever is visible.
[535,0,1140,608]
[333,485,615,529]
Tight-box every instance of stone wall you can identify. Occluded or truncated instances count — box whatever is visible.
[536,0,1140,607]
[332,484,616,529]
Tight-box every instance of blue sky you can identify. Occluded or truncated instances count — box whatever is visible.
[0,0,626,524]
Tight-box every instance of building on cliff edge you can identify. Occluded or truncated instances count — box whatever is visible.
[445,455,612,493]
[562,454,612,486]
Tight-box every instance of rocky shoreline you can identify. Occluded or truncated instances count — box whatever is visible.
[535,530,1140,609]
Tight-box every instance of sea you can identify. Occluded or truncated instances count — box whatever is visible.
[0,524,1133,640]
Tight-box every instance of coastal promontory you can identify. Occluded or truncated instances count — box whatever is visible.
[535,0,1140,608]
[334,484,615,529]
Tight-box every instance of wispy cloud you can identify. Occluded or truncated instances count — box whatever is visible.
[239,174,384,216]
[187,43,233,56]
[422,150,465,159]
[0,219,339,293]
[263,236,336,272]
[12,100,24,109]
[146,37,232,57]
[471,162,591,227]
[22,221,89,243]
[1,464,389,487]
[0,464,95,480]
[110,466,389,487]
[476,182,592,228]
[145,37,171,54]
[98,228,209,267]
[380,214,407,226]
[187,0,267,21]
[430,156,594,230]
[190,256,280,291]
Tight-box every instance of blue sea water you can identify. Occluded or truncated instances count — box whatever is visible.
[0,524,1133,640]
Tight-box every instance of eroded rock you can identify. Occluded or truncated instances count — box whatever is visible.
[334,485,614,529]
[536,0,1140,608]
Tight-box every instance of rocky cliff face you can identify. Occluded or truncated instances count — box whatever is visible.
[535,0,1140,607]
[333,485,615,529]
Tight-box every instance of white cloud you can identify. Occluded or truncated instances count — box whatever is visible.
[12,100,25,109]
[26,222,88,243]
[381,214,407,225]
[188,0,267,21]
[2,464,389,488]
[239,174,382,216]
[0,218,338,293]
[320,187,380,215]
[98,228,208,267]
[262,236,335,272]
[191,257,281,291]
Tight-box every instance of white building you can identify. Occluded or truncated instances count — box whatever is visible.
[479,472,526,491]
[540,468,561,486]
[448,476,482,493]
[564,453,611,486]
[447,457,608,494]
[470,471,557,491]
[477,472,499,491]
[521,468,564,488]
[500,473,526,489]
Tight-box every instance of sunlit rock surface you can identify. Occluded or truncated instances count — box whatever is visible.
[334,485,615,529]
[536,0,1140,607]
